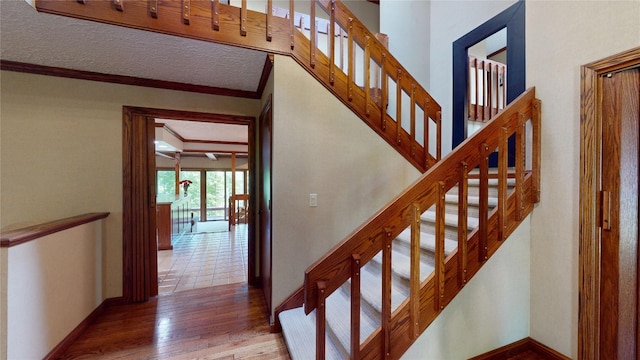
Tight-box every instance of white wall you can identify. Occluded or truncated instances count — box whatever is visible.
[271,55,421,311]
[0,71,260,298]
[380,0,430,92]
[428,0,517,155]
[403,218,531,360]
[5,220,105,359]
[526,1,640,357]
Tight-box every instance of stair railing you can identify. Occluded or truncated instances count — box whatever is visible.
[303,87,540,359]
[285,0,441,172]
[35,0,441,173]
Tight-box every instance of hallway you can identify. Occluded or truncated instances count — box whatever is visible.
[55,283,289,359]
[157,222,248,295]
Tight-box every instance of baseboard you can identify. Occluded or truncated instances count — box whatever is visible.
[43,296,125,359]
[469,337,571,360]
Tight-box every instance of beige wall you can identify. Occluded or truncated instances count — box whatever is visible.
[270,55,421,311]
[527,1,640,357]
[0,71,260,298]
[5,220,105,359]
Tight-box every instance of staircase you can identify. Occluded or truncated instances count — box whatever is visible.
[279,177,514,359]
[32,1,541,358]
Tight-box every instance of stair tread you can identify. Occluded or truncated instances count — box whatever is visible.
[326,287,379,353]
[279,307,344,360]
[395,228,459,255]
[422,210,480,229]
[372,251,434,281]
[444,193,499,207]
[360,262,408,311]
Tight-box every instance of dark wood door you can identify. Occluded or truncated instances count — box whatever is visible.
[600,67,640,359]
[258,97,273,318]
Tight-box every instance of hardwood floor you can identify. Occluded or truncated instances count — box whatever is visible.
[55,283,290,359]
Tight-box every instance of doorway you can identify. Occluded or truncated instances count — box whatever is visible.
[122,106,256,303]
[452,0,525,150]
[579,47,640,359]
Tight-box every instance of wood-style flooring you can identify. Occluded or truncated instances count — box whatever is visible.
[55,283,290,359]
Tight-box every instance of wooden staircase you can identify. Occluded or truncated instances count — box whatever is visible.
[32,1,541,358]
[275,88,541,359]
[279,177,516,359]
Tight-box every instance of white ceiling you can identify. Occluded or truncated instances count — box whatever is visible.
[1,0,260,156]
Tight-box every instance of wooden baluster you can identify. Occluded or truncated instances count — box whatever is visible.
[328,0,335,85]
[396,69,402,145]
[347,18,353,101]
[113,0,123,11]
[476,59,481,121]
[435,181,445,311]
[410,203,421,339]
[382,229,392,359]
[498,126,509,241]
[380,54,387,131]
[310,1,316,68]
[364,36,371,117]
[316,281,326,360]
[479,143,490,261]
[491,63,500,117]
[468,57,475,121]
[182,0,190,25]
[436,110,442,161]
[339,28,345,71]
[424,99,430,160]
[289,0,294,49]
[240,0,247,36]
[458,162,469,286]
[351,254,361,360]
[212,0,220,31]
[516,112,526,221]
[410,83,416,157]
[532,99,541,203]
[149,0,158,18]
[266,0,272,41]
[485,61,491,120]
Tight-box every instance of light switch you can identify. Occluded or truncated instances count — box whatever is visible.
[309,193,318,207]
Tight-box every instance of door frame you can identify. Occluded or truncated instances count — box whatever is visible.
[452,0,525,148]
[122,106,256,303]
[257,94,273,322]
[579,46,640,359]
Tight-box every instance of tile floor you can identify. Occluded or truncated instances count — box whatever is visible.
[157,222,248,295]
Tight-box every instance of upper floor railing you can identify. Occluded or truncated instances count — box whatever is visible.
[36,0,441,172]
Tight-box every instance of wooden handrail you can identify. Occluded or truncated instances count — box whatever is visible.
[35,0,441,173]
[303,88,540,358]
[0,212,110,248]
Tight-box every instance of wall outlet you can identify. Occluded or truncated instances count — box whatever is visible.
[309,193,318,207]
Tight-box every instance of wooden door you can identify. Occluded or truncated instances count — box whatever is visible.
[123,111,158,302]
[258,97,273,318]
[600,67,640,359]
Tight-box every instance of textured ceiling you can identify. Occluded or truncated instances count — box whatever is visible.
[1,0,261,156]
[0,0,267,92]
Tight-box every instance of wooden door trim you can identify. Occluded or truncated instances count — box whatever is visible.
[579,46,640,359]
[123,106,255,303]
